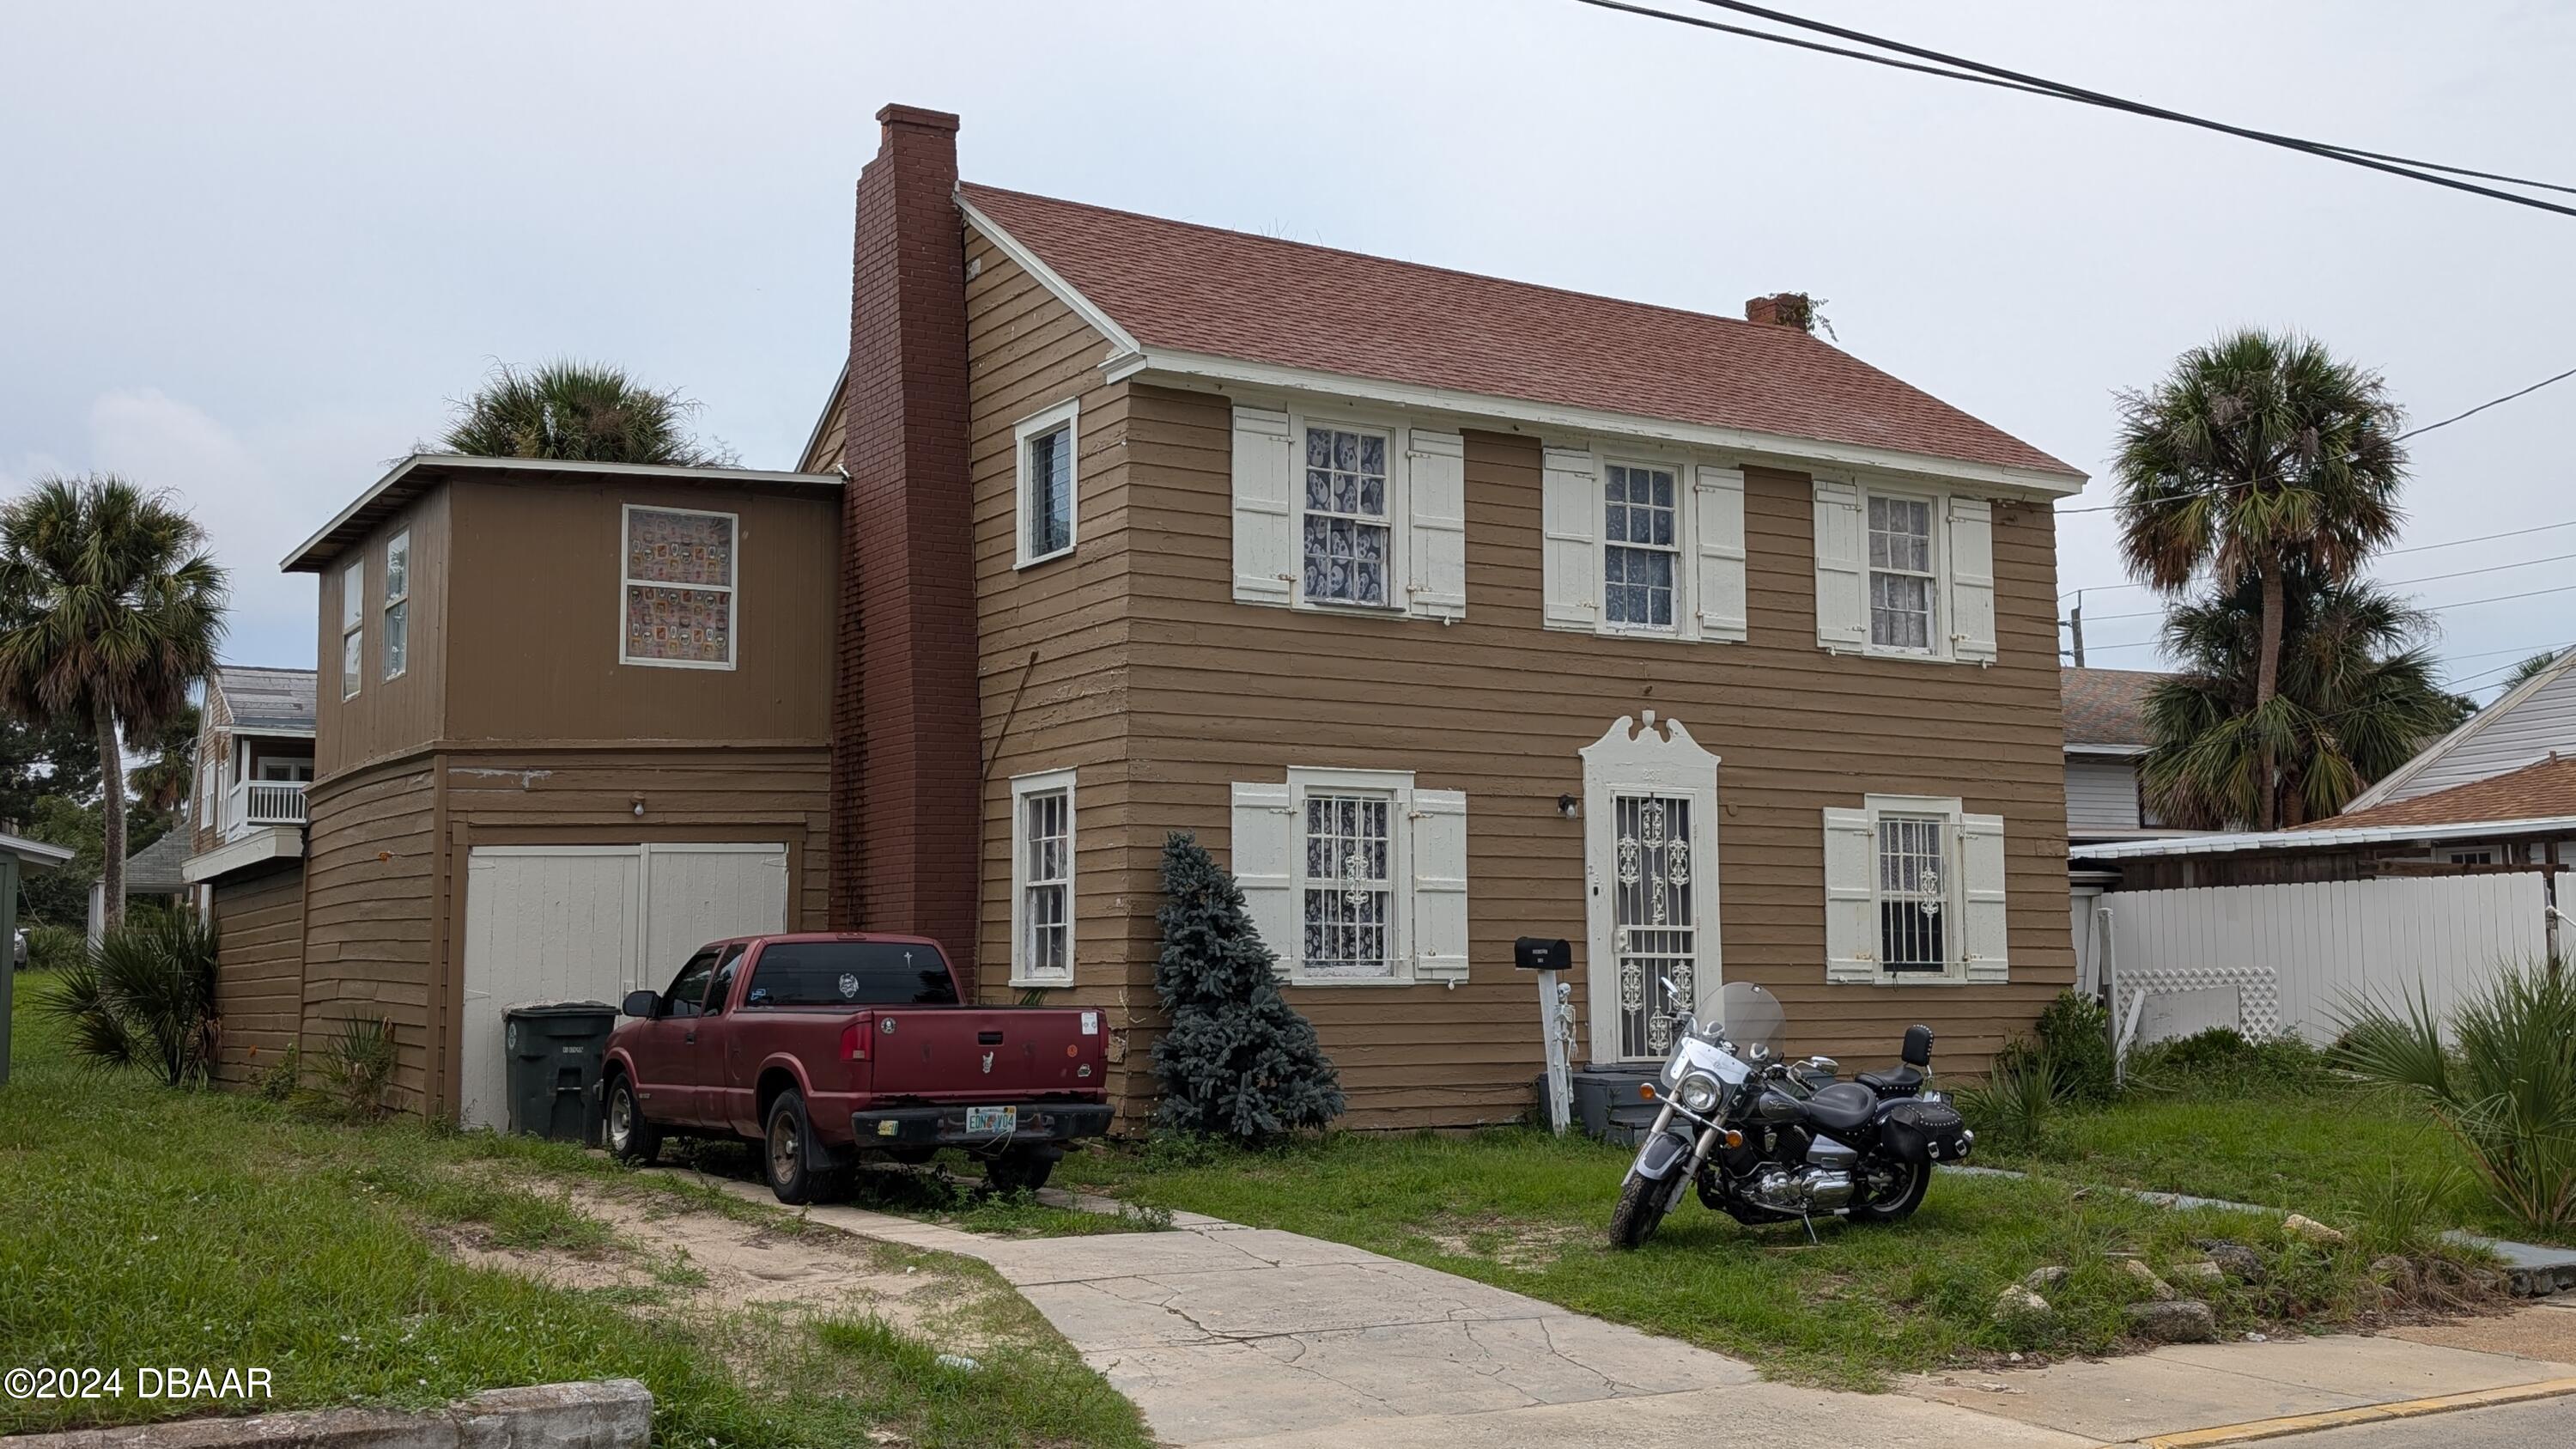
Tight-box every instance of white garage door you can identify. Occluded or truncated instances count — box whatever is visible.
[459,843,790,1129]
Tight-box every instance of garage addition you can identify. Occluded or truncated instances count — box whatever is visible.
[459,843,790,1129]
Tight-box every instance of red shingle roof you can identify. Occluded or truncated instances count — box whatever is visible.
[2305,753,2576,832]
[961,184,2081,480]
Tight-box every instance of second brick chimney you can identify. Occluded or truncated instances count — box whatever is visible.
[832,104,984,995]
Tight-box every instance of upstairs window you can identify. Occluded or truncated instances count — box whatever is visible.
[339,559,364,699]
[1301,425,1391,607]
[1602,461,1680,631]
[621,505,736,669]
[1867,494,1936,652]
[1015,399,1078,567]
[382,529,410,679]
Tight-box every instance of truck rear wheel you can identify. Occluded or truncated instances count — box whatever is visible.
[986,1148,1057,1195]
[605,1072,661,1166]
[764,1089,828,1204]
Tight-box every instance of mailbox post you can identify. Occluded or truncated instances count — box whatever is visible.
[1514,936,1577,1135]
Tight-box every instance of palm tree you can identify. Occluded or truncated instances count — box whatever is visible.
[440,361,736,466]
[2500,650,2566,693]
[127,703,201,813]
[2141,564,2460,828]
[2114,332,2408,828]
[0,478,226,926]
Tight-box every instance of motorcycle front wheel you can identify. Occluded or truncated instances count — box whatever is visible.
[1847,1159,1932,1224]
[1608,1170,1672,1249]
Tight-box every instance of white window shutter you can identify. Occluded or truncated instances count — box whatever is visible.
[1230,406,1296,606]
[1822,807,1877,983]
[1813,479,1867,650]
[1692,464,1747,642]
[1947,496,1997,664]
[1959,812,2009,983]
[1541,446,1599,630]
[1405,428,1467,621]
[1230,782,1297,978]
[1410,788,1469,983]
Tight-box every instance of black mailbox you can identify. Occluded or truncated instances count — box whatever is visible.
[1514,936,1572,971]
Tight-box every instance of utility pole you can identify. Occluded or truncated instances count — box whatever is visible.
[2063,591,2087,667]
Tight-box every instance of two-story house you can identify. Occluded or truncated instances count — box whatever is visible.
[203,103,2087,1131]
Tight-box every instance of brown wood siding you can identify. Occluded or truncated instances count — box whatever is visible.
[427,746,832,1117]
[315,490,449,780]
[957,227,1165,1111]
[1099,387,2072,1129]
[440,479,836,751]
[209,863,305,1090]
[299,763,440,1108]
[799,375,848,475]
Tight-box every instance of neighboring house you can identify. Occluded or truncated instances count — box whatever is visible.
[191,665,317,857]
[188,457,839,1112]
[2069,652,2576,1045]
[87,828,193,944]
[2060,667,2184,843]
[205,104,2091,1129]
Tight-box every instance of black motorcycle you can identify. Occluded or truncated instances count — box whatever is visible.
[1608,982,1971,1248]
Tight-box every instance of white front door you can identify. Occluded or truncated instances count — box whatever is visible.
[459,842,789,1129]
[1581,713,1722,1065]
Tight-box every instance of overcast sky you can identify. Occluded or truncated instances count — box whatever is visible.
[5,1,2570,697]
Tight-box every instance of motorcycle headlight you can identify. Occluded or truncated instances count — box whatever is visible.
[1678,1072,1722,1115]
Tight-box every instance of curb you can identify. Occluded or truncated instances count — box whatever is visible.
[2140,1374,2576,1448]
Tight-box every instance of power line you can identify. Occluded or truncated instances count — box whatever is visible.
[2076,580,2576,654]
[1640,1,2576,218]
[2079,549,2576,621]
[2063,518,2576,599]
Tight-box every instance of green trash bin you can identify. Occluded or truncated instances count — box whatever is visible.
[502,1002,618,1145]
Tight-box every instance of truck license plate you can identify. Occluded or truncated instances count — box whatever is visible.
[965,1106,1017,1135]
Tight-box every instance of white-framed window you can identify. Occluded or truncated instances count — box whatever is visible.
[1822,794,2008,985]
[1228,766,1470,987]
[1299,422,1396,608]
[1813,478,1996,663]
[382,528,410,680]
[1866,492,1937,653]
[339,559,363,699]
[1015,399,1078,568]
[1540,445,1747,643]
[2447,849,2495,867]
[620,504,737,669]
[1009,769,1076,986]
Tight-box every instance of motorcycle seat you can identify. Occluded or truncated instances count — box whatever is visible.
[1858,1064,1924,1095]
[1801,1081,1878,1135]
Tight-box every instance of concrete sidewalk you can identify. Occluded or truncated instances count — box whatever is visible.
[687,1172,2576,1447]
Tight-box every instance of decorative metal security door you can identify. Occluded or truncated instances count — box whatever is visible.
[1612,794,1695,1058]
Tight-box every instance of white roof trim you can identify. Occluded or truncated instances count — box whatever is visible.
[957,192,1145,362]
[798,362,848,472]
[286,454,842,571]
[2072,813,2576,861]
[2340,645,2576,813]
[1115,348,2087,497]
[2065,743,2150,758]
[0,831,75,869]
[182,826,304,884]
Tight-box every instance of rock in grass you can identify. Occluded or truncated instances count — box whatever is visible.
[2282,1213,2347,1246]
[2023,1266,2069,1291]
[2200,1242,2268,1283]
[2172,1260,2225,1286]
[2125,1299,2219,1342]
[2122,1258,2177,1301]
[1994,1285,2054,1324]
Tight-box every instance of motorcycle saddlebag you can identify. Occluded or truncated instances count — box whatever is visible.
[1875,1098,1971,1165]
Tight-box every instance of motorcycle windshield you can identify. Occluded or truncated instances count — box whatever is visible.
[1716,982,1786,1061]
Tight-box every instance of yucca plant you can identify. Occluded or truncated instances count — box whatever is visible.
[304,1015,398,1120]
[43,913,222,1087]
[2333,965,2576,1232]
[1959,1053,2060,1152]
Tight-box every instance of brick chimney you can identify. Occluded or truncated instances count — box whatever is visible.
[833,104,984,995]
[1745,293,1799,327]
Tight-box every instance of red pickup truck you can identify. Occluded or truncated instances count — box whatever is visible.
[598,933,1112,1202]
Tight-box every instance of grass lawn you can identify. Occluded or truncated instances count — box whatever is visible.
[1057,1126,2460,1391]
[1,972,1149,1447]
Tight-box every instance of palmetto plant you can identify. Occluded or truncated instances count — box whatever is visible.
[2334,965,2576,1233]
[45,913,223,1087]
[440,361,736,467]
[2141,564,2463,827]
[2114,331,2407,829]
[0,476,226,922]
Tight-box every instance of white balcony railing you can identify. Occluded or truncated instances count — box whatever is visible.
[222,779,308,841]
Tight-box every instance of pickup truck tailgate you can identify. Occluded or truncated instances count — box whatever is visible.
[870,1008,1102,1099]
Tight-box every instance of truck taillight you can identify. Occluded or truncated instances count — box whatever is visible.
[841,1021,866,1062]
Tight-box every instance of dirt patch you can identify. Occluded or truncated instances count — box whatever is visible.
[1420,1216,1585,1270]
[435,1172,982,1344]
[2388,1300,2576,1363]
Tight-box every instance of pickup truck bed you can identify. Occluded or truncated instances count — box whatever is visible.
[599,933,1110,1202]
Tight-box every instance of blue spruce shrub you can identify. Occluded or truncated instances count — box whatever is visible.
[1150,831,1345,1141]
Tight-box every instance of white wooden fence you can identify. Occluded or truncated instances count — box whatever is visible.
[2097,872,2555,1045]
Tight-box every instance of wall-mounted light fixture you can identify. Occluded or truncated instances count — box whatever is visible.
[631,795,646,818]
[1558,794,1580,820]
